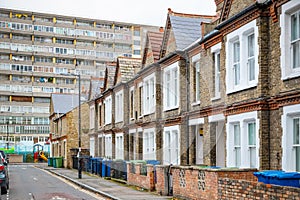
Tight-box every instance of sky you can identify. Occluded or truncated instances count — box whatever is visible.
[1,0,216,26]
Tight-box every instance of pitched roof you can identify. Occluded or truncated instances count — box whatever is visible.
[115,57,141,84]
[88,78,104,100]
[148,31,164,62]
[160,9,214,57]
[141,30,164,67]
[51,93,79,114]
[170,13,213,50]
[103,62,117,91]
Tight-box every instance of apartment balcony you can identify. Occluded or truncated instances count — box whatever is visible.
[11,38,32,45]
[53,33,76,40]
[11,28,34,36]
[114,38,133,45]
[32,19,54,27]
[10,17,33,25]
[0,27,11,34]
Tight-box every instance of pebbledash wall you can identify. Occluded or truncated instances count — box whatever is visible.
[127,164,300,200]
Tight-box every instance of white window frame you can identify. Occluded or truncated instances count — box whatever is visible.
[211,43,221,100]
[138,82,143,117]
[115,132,124,160]
[105,134,112,159]
[143,74,156,115]
[163,62,179,111]
[129,87,135,120]
[143,128,156,160]
[163,125,180,165]
[227,111,259,168]
[247,121,257,168]
[233,123,241,167]
[89,105,95,129]
[194,60,201,103]
[104,95,112,125]
[280,0,300,80]
[226,20,259,94]
[90,137,95,157]
[115,90,123,123]
[282,104,300,171]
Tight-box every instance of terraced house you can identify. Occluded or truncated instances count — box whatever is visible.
[88,0,300,175]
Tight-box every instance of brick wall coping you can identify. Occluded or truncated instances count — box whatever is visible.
[155,165,258,172]
[126,162,155,167]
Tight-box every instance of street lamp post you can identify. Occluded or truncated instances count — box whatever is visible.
[77,73,82,179]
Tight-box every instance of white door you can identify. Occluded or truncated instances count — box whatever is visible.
[216,121,225,167]
[195,125,204,165]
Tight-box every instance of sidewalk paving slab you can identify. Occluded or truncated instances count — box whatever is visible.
[35,163,171,200]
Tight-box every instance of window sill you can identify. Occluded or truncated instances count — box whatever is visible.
[226,84,257,95]
[191,101,200,106]
[281,71,300,81]
[211,96,221,101]
[163,106,179,112]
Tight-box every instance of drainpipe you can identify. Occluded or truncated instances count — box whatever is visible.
[167,164,173,196]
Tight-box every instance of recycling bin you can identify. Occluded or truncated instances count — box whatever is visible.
[53,157,63,168]
[254,170,285,184]
[48,157,53,167]
[101,159,112,177]
[270,172,300,187]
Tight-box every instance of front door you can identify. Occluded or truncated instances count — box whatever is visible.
[195,125,204,165]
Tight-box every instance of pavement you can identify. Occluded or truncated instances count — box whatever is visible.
[34,163,171,200]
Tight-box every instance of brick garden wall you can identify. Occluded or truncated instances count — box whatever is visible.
[127,163,155,191]
[134,165,300,200]
[155,165,258,199]
[219,178,300,199]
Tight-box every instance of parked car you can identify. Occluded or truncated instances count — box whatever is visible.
[0,153,9,195]
[0,150,8,163]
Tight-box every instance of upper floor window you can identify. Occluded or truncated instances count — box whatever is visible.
[129,88,134,119]
[115,91,123,123]
[143,74,155,115]
[226,20,258,94]
[211,43,221,100]
[280,0,300,79]
[104,96,112,125]
[89,106,95,129]
[291,11,300,69]
[192,54,200,103]
[138,83,143,117]
[134,30,140,36]
[163,62,179,111]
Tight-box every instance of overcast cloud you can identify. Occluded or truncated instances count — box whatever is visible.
[1,0,216,26]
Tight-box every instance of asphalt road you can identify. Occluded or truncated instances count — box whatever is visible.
[4,164,104,200]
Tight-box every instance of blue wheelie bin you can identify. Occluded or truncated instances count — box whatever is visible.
[270,172,300,187]
[254,170,285,184]
[101,159,111,177]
